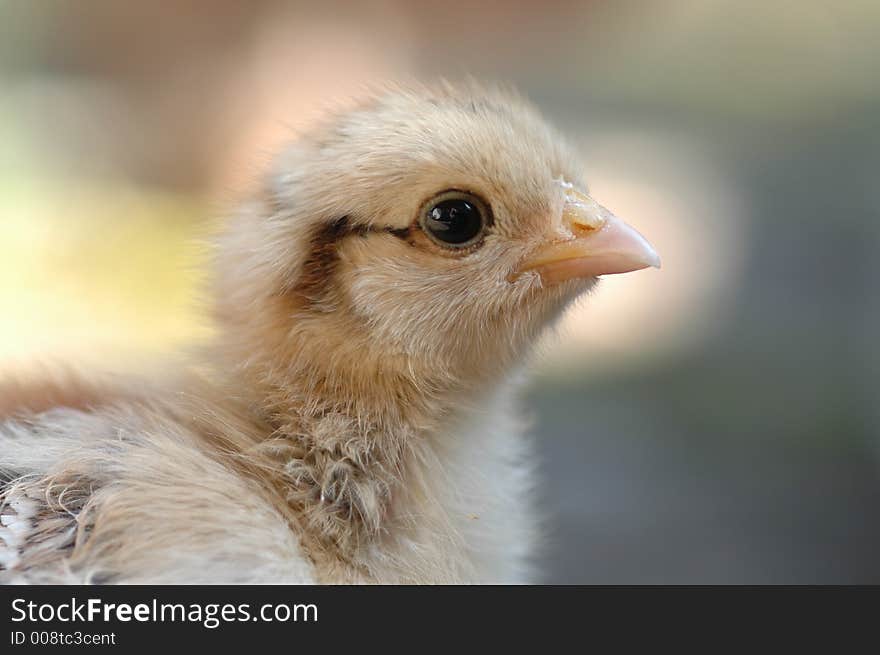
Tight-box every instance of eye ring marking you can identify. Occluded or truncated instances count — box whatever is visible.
[417,190,492,250]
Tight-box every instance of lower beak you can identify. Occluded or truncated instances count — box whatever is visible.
[514,191,660,285]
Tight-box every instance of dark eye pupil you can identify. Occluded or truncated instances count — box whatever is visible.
[425,198,483,245]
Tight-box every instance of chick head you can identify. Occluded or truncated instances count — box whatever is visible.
[218,82,659,390]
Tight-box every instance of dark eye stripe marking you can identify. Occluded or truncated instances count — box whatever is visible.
[291,217,352,304]
[291,218,410,305]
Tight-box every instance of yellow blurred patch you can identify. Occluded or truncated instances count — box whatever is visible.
[0,178,212,371]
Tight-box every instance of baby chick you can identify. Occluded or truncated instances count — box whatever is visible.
[0,82,658,584]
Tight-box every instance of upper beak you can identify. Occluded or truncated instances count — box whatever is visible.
[514,188,661,285]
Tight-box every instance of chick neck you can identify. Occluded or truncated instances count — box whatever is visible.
[215,298,522,574]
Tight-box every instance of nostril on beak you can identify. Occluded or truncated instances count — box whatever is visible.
[570,215,602,234]
[562,188,605,234]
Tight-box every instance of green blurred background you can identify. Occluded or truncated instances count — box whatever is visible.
[1,1,878,582]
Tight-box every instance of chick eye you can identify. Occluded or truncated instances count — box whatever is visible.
[420,191,488,249]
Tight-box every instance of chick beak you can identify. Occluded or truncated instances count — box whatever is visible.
[514,188,661,285]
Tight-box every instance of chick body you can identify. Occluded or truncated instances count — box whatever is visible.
[0,82,657,584]
[0,368,534,583]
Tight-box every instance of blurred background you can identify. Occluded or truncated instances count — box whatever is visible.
[1,1,878,582]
